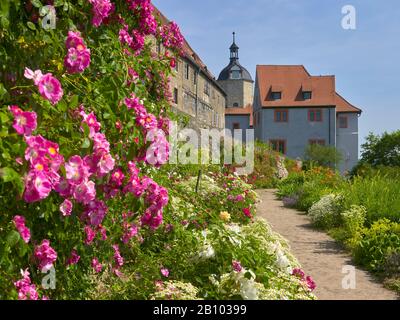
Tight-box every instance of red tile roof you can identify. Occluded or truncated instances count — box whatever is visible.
[256,65,361,113]
[225,104,253,126]
[335,92,362,114]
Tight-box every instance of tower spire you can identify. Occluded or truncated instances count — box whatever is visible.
[230,32,239,62]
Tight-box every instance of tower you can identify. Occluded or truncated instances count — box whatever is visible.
[218,32,254,109]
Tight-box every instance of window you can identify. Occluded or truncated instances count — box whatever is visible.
[270,140,286,154]
[271,92,282,100]
[185,63,190,80]
[309,109,323,122]
[233,102,239,107]
[204,81,210,96]
[193,70,197,85]
[173,88,178,105]
[309,139,325,146]
[303,91,312,100]
[231,70,241,79]
[338,116,348,128]
[233,123,240,130]
[274,109,289,122]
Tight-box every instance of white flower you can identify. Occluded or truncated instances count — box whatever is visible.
[276,249,291,273]
[198,244,215,259]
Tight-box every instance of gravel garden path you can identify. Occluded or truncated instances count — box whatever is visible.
[256,189,398,300]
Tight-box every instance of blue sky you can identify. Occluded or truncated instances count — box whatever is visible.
[153,0,400,147]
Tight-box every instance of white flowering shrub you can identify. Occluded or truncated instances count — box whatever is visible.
[308,194,344,229]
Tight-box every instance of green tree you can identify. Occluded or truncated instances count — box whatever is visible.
[360,131,400,167]
[304,144,342,169]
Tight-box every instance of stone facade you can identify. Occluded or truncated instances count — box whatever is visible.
[169,57,226,130]
[218,79,253,109]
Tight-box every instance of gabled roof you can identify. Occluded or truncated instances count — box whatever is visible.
[256,65,336,107]
[255,65,362,114]
[225,104,253,126]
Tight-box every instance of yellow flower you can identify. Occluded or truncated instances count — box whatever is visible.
[219,211,231,222]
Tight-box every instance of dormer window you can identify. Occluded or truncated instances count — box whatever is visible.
[303,91,312,100]
[231,70,241,79]
[271,92,282,100]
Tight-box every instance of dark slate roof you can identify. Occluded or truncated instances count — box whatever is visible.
[218,61,253,81]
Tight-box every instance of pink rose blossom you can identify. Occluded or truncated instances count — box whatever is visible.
[66,31,85,49]
[66,249,80,266]
[8,105,37,136]
[64,47,91,74]
[84,200,108,226]
[24,170,53,203]
[232,260,243,273]
[13,216,31,244]
[65,155,90,185]
[24,68,43,85]
[60,199,73,217]
[110,169,125,187]
[37,73,64,105]
[112,244,124,268]
[306,276,317,291]
[88,0,114,27]
[160,268,169,278]
[73,180,96,204]
[34,240,57,272]
[14,269,39,300]
[243,207,252,219]
[91,258,103,273]
[84,226,97,245]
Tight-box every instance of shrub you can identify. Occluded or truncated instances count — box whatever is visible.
[340,205,367,248]
[308,194,344,229]
[353,219,400,272]
[304,144,342,169]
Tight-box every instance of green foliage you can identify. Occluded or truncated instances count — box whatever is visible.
[249,141,299,189]
[341,174,400,224]
[353,219,400,272]
[359,131,400,167]
[304,144,342,169]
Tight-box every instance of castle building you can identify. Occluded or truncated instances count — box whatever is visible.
[253,65,362,173]
[218,33,254,135]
